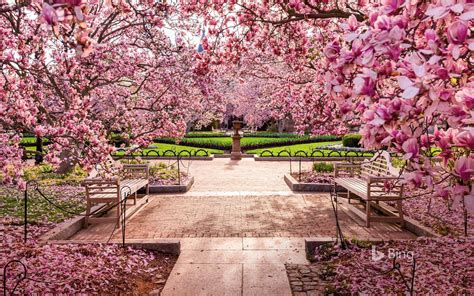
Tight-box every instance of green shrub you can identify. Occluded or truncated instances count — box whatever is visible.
[313,162,334,173]
[342,134,362,147]
[149,163,179,180]
[185,132,227,138]
[23,163,88,185]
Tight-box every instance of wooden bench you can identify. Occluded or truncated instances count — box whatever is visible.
[82,164,149,227]
[334,151,404,227]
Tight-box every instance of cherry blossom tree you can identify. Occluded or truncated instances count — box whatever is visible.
[0,1,220,186]
[180,0,473,221]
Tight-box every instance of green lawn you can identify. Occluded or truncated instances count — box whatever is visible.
[113,143,224,156]
[0,186,85,224]
[246,141,373,157]
[247,141,338,155]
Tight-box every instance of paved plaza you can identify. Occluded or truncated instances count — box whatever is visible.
[71,159,414,241]
[69,158,415,295]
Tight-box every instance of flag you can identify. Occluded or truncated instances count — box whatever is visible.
[197,26,205,53]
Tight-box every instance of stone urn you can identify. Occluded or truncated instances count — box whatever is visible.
[231,121,243,160]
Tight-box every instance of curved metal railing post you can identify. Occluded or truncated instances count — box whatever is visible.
[120,185,132,248]
[3,260,27,296]
[23,180,38,244]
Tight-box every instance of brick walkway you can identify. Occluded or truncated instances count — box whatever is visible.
[72,193,414,241]
[71,159,415,241]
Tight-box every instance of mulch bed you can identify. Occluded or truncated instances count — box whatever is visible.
[290,172,334,184]
[286,237,473,295]
[150,173,190,186]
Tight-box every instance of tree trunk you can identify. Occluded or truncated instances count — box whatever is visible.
[55,150,75,174]
[34,136,43,165]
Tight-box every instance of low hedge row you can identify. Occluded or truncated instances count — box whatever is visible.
[342,134,362,147]
[155,135,341,151]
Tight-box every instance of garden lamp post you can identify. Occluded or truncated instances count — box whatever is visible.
[231,120,243,160]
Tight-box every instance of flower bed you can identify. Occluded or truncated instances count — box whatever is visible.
[149,162,190,186]
[1,223,177,294]
[391,188,474,237]
[0,185,177,294]
[299,237,473,294]
[290,172,334,184]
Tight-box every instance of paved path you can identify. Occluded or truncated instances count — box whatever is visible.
[155,158,312,193]
[162,237,307,296]
[69,158,416,295]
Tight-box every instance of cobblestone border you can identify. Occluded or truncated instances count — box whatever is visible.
[285,263,332,295]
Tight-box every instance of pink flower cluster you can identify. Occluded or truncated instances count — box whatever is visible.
[1,223,168,294]
[320,237,474,294]
[323,1,473,213]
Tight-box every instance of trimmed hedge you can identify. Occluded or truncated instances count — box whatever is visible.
[155,135,341,151]
[313,162,334,173]
[342,134,362,148]
[185,132,227,138]
[243,132,303,138]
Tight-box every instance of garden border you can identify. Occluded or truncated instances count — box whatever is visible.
[39,195,154,244]
[338,198,440,238]
[284,174,344,192]
[148,176,194,193]
[46,239,181,255]
[304,237,415,259]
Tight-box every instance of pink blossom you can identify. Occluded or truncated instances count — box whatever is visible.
[447,21,468,44]
[402,138,419,160]
[454,156,474,181]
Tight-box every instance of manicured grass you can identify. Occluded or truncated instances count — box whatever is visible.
[247,141,340,155]
[0,186,85,224]
[113,143,224,156]
[246,141,374,157]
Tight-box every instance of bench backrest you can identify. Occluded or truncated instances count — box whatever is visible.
[360,151,400,180]
[122,164,149,180]
[82,179,121,200]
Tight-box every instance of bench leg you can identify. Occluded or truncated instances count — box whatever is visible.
[397,200,405,227]
[146,184,149,202]
[366,200,371,227]
[85,199,91,228]
[133,191,137,205]
[117,200,122,229]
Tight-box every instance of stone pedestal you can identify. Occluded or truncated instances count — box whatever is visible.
[231,134,242,160]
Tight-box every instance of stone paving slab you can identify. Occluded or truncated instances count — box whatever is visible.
[151,158,312,193]
[180,238,243,250]
[177,249,307,265]
[243,263,292,296]
[162,238,303,296]
[243,237,305,250]
[161,263,242,296]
